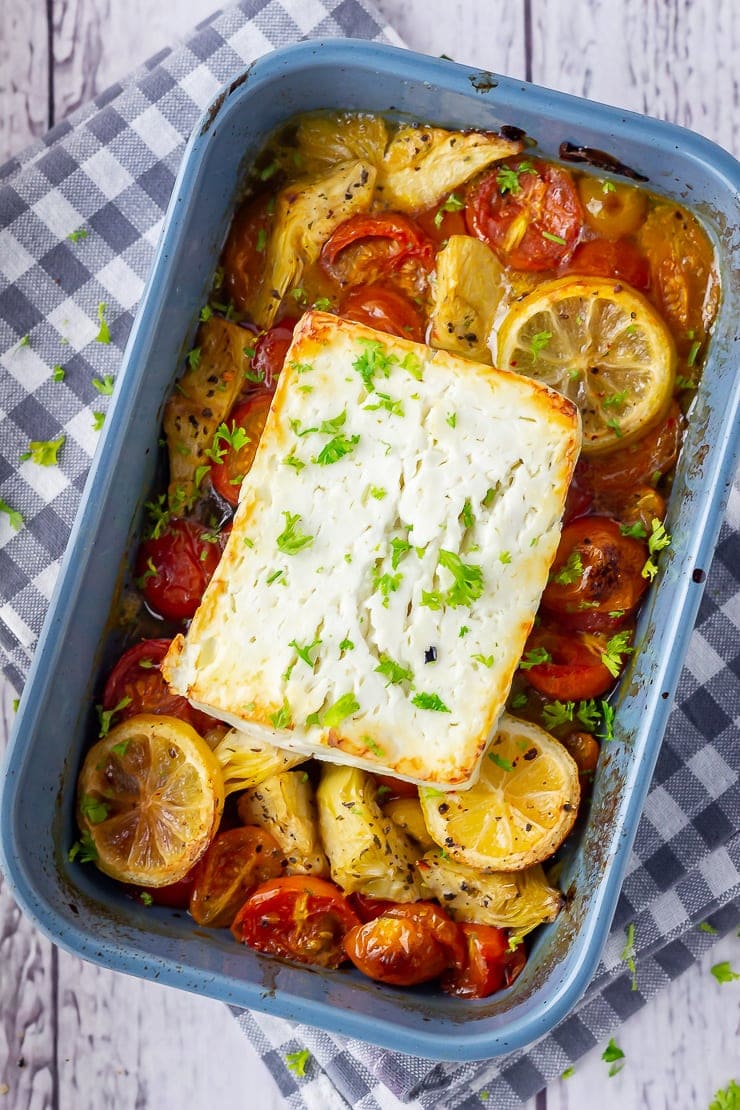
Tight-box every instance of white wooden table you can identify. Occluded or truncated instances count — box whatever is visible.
[1,2,738,1107]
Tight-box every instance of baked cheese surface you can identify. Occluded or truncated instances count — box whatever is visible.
[163,312,581,788]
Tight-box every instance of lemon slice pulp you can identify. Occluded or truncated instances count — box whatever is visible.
[76,713,224,886]
[420,714,580,872]
[496,275,676,453]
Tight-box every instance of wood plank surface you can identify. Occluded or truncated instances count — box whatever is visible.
[0,0,49,163]
[1,2,739,1109]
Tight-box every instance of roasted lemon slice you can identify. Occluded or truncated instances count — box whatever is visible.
[420,714,580,872]
[496,275,676,453]
[76,714,224,886]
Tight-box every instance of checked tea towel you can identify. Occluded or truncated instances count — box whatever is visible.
[0,1,737,1107]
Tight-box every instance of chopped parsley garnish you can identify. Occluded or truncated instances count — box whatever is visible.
[313,297,332,311]
[353,338,397,392]
[601,631,634,678]
[698,921,719,935]
[542,230,567,245]
[266,569,284,585]
[602,179,616,193]
[499,550,512,565]
[603,389,629,408]
[68,830,98,864]
[552,550,583,585]
[401,351,423,380]
[489,751,514,771]
[285,1049,311,1077]
[92,374,115,395]
[339,638,355,652]
[390,537,412,569]
[458,625,470,638]
[375,655,413,686]
[139,891,153,906]
[599,700,615,741]
[510,691,528,710]
[601,1037,625,1076]
[482,486,499,508]
[369,486,387,500]
[52,365,66,381]
[530,330,552,360]
[576,699,600,730]
[376,784,392,799]
[255,227,267,253]
[641,517,671,581]
[496,160,536,195]
[519,647,551,670]
[606,416,623,438]
[621,922,638,990]
[276,512,313,555]
[675,375,697,391]
[433,191,465,227]
[687,339,701,366]
[313,432,360,465]
[709,1080,740,1110]
[363,735,385,757]
[373,568,403,605]
[144,494,170,539]
[365,391,404,417]
[437,549,484,608]
[446,411,457,428]
[20,435,65,467]
[561,1067,575,1080]
[95,302,111,345]
[412,692,451,713]
[270,700,293,729]
[79,794,109,825]
[187,346,201,369]
[135,556,158,588]
[460,499,475,529]
[67,227,88,242]
[199,304,213,322]
[96,696,131,737]
[471,654,495,668]
[289,637,322,667]
[323,692,360,728]
[542,700,575,729]
[283,451,305,472]
[710,961,740,984]
[620,521,647,538]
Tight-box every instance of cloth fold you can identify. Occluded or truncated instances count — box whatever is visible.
[0,3,737,1108]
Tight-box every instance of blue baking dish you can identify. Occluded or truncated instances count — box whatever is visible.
[2,40,739,1061]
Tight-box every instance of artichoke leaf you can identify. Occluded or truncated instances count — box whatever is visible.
[429,235,505,364]
[237,770,329,878]
[214,728,307,795]
[376,127,521,211]
[383,797,437,851]
[163,317,249,509]
[295,113,389,175]
[417,853,563,934]
[316,764,426,902]
[247,159,376,329]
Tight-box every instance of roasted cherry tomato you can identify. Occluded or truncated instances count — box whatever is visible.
[561,731,601,777]
[189,827,285,928]
[563,468,594,525]
[210,394,272,505]
[441,924,524,999]
[577,178,648,238]
[220,195,272,312]
[567,238,649,290]
[102,638,214,734]
[466,159,583,271]
[618,487,667,534]
[135,518,221,621]
[141,872,197,909]
[340,284,425,343]
[231,876,360,968]
[415,200,468,245]
[251,317,297,389]
[542,516,648,621]
[320,213,435,287]
[522,627,616,700]
[581,402,683,500]
[374,774,419,800]
[349,894,398,923]
[343,902,465,987]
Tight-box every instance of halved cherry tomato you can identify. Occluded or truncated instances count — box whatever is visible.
[251,317,297,389]
[102,638,214,734]
[321,213,435,287]
[343,902,465,987]
[415,201,468,245]
[581,402,683,500]
[220,195,272,312]
[441,924,524,999]
[231,876,360,968]
[374,774,419,800]
[135,518,221,621]
[142,872,197,909]
[466,159,583,271]
[340,284,425,343]
[567,238,649,291]
[349,894,398,923]
[210,394,272,505]
[542,516,648,621]
[522,627,615,700]
[577,178,648,239]
[189,827,285,928]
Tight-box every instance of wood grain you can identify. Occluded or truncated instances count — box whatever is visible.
[531,0,740,155]
[0,0,49,163]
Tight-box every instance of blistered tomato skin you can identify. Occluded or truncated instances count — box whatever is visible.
[340,284,425,342]
[320,212,435,286]
[343,903,465,987]
[210,394,272,506]
[577,178,648,238]
[523,627,616,700]
[135,518,221,621]
[582,402,683,500]
[189,827,285,928]
[103,638,215,734]
[440,923,523,999]
[566,237,650,290]
[251,318,297,389]
[542,517,649,620]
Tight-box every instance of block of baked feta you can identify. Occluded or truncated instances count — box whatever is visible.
[163,311,581,789]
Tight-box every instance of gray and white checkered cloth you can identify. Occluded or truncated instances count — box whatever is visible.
[0,2,737,1107]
